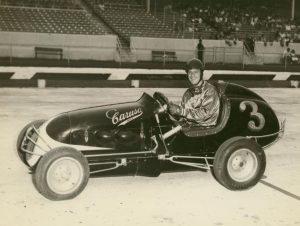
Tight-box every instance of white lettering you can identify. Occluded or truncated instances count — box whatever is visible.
[106,108,143,126]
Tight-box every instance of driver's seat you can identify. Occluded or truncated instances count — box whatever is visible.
[182,83,231,137]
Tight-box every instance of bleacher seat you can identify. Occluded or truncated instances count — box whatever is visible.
[0,0,82,9]
[0,6,108,35]
[84,0,179,40]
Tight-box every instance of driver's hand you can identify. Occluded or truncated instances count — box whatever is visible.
[174,118,189,127]
[168,102,183,116]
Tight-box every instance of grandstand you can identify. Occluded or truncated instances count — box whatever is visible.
[0,0,81,9]
[174,1,299,42]
[0,6,107,34]
[0,0,299,69]
[90,3,177,39]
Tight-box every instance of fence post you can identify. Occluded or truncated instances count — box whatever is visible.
[223,47,225,65]
[192,22,195,39]
[242,45,245,70]
[213,47,216,64]
[9,43,12,65]
[284,53,287,71]
[67,46,70,66]
[163,51,166,69]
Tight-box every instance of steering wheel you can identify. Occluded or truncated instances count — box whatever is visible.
[153,92,170,108]
[153,92,186,124]
[155,93,189,129]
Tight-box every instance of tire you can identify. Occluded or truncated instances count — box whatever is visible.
[213,137,266,190]
[17,119,46,167]
[33,147,90,201]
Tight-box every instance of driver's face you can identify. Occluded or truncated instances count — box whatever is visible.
[188,69,202,85]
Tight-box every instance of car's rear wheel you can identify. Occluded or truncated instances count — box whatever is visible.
[17,119,46,168]
[33,147,89,201]
[213,137,266,190]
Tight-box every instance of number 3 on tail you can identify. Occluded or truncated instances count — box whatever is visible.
[239,101,265,132]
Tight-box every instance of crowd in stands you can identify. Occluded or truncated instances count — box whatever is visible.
[283,48,299,64]
[171,2,300,44]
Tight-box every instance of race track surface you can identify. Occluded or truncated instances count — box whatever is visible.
[0,88,299,226]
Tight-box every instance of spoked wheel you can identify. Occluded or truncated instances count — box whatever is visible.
[213,137,266,190]
[34,147,89,201]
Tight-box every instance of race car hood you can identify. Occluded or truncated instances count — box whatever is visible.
[45,93,157,145]
[46,113,71,144]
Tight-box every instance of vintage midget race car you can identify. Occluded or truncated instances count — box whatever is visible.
[17,82,285,200]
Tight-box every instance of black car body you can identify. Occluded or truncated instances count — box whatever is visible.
[17,82,285,200]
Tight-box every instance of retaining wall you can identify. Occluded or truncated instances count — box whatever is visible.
[0,32,117,60]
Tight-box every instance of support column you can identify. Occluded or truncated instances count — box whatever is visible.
[146,0,150,13]
[291,0,295,20]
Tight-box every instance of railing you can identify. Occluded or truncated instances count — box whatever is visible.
[0,43,298,70]
[130,46,298,70]
[116,37,123,64]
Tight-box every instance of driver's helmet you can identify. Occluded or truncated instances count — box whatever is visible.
[185,58,204,73]
[185,58,204,81]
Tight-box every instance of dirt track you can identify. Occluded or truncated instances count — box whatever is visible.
[0,88,299,226]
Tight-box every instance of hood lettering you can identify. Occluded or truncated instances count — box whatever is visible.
[106,108,143,126]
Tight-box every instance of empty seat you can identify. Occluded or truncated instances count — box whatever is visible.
[83,0,177,39]
[0,6,107,35]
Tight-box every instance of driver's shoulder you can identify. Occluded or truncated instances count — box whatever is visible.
[204,81,222,96]
[183,87,193,96]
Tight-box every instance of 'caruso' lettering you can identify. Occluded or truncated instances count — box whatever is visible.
[106,108,143,126]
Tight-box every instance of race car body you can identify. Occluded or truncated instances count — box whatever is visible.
[17,81,284,200]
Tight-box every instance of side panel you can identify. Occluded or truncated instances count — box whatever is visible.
[224,83,266,101]
[204,97,280,152]
[68,93,158,153]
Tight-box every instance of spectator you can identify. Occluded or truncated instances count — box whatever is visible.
[173,1,299,42]
[282,48,291,64]
[197,38,204,61]
[244,36,255,53]
[290,49,299,64]
[99,4,105,10]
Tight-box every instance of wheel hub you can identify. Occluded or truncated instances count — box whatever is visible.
[46,157,84,195]
[232,156,248,170]
[227,148,258,182]
[54,166,72,181]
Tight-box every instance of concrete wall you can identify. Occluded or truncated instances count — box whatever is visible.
[131,37,300,64]
[131,37,244,63]
[255,42,300,64]
[202,40,243,64]
[131,37,196,62]
[0,32,117,60]
[1,32,299,63]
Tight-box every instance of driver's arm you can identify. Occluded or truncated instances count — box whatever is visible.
[180,88,220,125]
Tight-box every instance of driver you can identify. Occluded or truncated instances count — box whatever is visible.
[168,58,220,126]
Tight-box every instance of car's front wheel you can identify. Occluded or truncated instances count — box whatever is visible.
[213,137,266,190]
[33,147,89,200]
